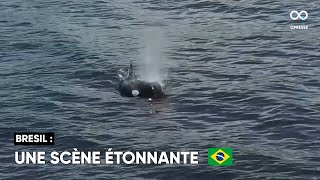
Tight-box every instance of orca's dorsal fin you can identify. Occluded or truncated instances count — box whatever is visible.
[127,61,135,79]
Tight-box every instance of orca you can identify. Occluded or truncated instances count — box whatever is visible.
[118,62,165,99]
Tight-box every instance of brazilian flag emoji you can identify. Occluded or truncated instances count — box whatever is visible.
[208,148,232,166]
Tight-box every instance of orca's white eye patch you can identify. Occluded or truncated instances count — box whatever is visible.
[132,90,139,96]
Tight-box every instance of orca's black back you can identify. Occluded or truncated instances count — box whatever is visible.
[119,80,165,99]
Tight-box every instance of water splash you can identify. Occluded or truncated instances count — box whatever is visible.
[138,28,168,87]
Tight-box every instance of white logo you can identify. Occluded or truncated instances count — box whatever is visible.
[290,10,308,20]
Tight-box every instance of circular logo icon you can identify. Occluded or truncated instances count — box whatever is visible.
[216,152,225,161]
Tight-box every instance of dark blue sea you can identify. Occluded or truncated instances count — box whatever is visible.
[0,0,320,179]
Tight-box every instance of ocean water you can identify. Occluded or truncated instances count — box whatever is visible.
[0,0,320,179]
